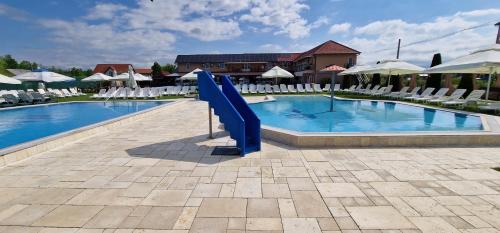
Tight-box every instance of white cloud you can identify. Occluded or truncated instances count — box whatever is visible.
[258,44,284,52]
[240,0,326,39]
[84,3,127,20]
[345,8,500,66]
[329,22,351,34]
[0,3,29,21]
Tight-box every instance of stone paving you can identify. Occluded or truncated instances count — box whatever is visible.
[1,99,500,233]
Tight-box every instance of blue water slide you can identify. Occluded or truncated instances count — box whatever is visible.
[197,71,261,155]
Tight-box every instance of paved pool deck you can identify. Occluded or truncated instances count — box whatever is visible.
[0,99,500,233]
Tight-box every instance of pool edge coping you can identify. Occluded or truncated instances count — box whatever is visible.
[0,100,186,166]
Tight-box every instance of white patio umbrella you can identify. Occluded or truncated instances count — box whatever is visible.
[109,73,130,81]
[361,59,424,84]
[134,73,152,81]
[127,66,138,89]
[180,68,203,81]
[261,66,294,78]
[81,73,112,82]
[0,73,22,84]
[338,65,372,76]
[13,70,75,82]
[426,44,500,100]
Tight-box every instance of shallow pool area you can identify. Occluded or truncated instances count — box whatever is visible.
[250,96,483,133]
[0,101,169,149]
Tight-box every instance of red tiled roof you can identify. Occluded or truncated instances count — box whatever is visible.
[277,53,301,62]
[295,40,360,61]
[93,64,132,74]
[135,68,152,74]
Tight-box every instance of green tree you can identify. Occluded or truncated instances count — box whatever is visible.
[3,55,18,69]
[18,60,33,70]
[162,63,177,73]
[151,62,163,78]
[425,53,442,94]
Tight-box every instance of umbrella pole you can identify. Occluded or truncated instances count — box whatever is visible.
[330,72,336,112]
[208,104,214,139]
[486,68,493,100]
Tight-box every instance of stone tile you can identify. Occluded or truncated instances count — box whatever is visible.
[263,184,291,198]
[409,217,460,233]
[191,167,216,177]
[347,206,415,230]
[84,206,132,228]
[33,205,104,227]
[282,218,322,233]
[197,198,247,217]
[227,218,246,230]
[437,181,498,195]
[247,198,280,218]
[273,167,309,178]
[168,177,199,190]
[449,169,500,180]
[351,170,384,182]
[246,218,282,231]
[388,169,436,181]
[278,198,297,218]
[291,191,331,217]
[173,207,198,230]
[0,204,57,225]
[138,206,184,229]
[14,188,82,204]
[316,183,366,197]
[287,178,316,191]
[317,217,339,231]
[122,182,157,198]
[142,190,191,206]
[191,184,222,197]
[370,182,424,197]
[234,178,262,198]
[189,217,228,233]
[402,197,454,216]
[238,167,262,177]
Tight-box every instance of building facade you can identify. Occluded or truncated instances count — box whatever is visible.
[175,40,360,83]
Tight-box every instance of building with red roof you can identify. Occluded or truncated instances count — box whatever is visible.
[175,40,360,83]
[92,64,134,77]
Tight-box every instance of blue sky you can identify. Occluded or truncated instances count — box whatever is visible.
[0,0,499,68]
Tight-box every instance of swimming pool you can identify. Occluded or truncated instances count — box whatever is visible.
[0,101,169,150]
[250,96,483,133]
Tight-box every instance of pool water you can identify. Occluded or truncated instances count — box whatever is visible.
[250,96,483,133]
[0,101,168,150]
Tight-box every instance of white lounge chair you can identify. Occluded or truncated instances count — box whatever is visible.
[322,84,331,92]
[91,89,106,99]
[397,86,420,99]
[313,84,323,92]
[305,84,314,93]
[280,84,288,93]
[386,86,409,98]
[272,85,281,94]
[172,86,182,95]
[405,87,434,101]
[249,84,257,94]
[264,84,273,94]
[428,89,466,104]
[179,86,190,95]
[370,87,386,96]
[479,102,500,112]
[287,85,297,93]
[442,90,485,107]
[333,84,341,91]
[242,84,249,94]
[342,85,356,93]
[148,88,160,98]
[415,88,449,102]
[297,84,306,93]
[189,86,197,94]
[257,84,266,94]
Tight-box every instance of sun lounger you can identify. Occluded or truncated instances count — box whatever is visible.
[257,84,266,94]
[313,84,323,92]
[272,85,281,93]
[128,88,139,98]
[148,88,160,98]
[428,89,466,104]
[172,86,181,95]
[189,86,197,94]
[414,88,448,101]
[91,89,106,98]
[386,86,409,98]
[287,85,297,93]
[297,84,306,93]
[249,84,257,94]
[396,86,420,99]
[405,87,433,100]
[374,85,392,96]
[442,90,485,107]
[242,84,249,94]
[15,90,34,104]
[369,87,386,96]
[61,89,74,97]
[47,88,65,98]
[322,84,331,92]
[334,84,341,91]
[305,84,314,93]
[265,84,273,94]
[360,85,379,94]
[342,85,356,93]
[179,86,190,95]
[280,84,288,93]
[1,94,19,106]
[479,102,500,112]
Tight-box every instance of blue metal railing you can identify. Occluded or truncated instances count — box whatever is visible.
[221,75,261,154]
[197,71,247,155]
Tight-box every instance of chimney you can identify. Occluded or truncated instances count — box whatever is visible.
[496,22,500,44]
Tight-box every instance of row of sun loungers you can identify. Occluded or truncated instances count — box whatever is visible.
[0,87,84,107]
[235,83,341,94]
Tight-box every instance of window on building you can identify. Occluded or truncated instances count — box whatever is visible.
[348,57,354,66]
[243,63,250,70]
[186,63,190,70]
[218,63,225,69]
[203,63,209,69]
